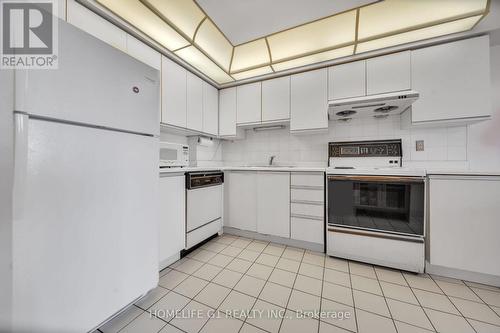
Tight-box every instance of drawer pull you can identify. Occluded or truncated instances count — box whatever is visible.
[291,214,324,221]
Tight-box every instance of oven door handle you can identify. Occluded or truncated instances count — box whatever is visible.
[327,175,424,183]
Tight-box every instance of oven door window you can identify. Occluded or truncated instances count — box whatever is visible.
[328,178,424,236]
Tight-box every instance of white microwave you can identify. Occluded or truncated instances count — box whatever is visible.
[159,142,189,168]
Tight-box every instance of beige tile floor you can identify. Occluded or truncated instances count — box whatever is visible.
[98,234,500,333]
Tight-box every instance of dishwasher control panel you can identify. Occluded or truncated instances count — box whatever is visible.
[186,171,224,189]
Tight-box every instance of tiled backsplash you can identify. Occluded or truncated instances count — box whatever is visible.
[222,109,469,169]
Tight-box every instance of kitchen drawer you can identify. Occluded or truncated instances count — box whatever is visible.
[291,202,324,218]
[291,217,324,244]
[186,219,222,250]
[291,173,324,187]
[291,188,324,203]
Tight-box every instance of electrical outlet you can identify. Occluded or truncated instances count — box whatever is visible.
[416,140,425,151]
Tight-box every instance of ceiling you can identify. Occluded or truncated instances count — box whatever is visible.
[195,0,377,45]
[96,0,490,85]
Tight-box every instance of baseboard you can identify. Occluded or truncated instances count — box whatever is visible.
[425,261,500,287]
[159,253,180,271]
[223,227,323,252]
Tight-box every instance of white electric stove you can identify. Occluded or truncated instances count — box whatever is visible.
[326,140,426,273]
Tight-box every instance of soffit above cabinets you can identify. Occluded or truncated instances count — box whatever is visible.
[96,0,489,84]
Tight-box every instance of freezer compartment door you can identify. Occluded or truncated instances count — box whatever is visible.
[15,20,159,135]
[12,116,159,332]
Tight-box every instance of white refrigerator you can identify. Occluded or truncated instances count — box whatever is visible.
[10,21,160,332]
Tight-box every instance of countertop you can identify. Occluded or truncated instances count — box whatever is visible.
[426,170,500,177]
[159,166,500,176]
[159,166,326,174]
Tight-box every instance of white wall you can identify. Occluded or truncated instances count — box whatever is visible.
[0,69,14,331]
[222,113,469,169]
[188,137,223,167]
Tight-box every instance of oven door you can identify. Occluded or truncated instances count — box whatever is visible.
[327,175,425,237]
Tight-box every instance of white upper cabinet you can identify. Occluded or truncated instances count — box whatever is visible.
[328,61,366,100]
[66,0,126,52]
[236,82,262,124]
[262,76,291,122]
[203,82,219,136]
[257,172,290,238]
[291,68,328,133]
[411,36,491,124]
[126,35,161,70]
[186,72,203,132]
[161,56,186,127]
[219,87,237,137]
[366,51,411,95]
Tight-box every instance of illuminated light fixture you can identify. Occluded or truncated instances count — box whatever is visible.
[97,0,489,82]
[142,0,205,40]
[231,39,270,73]
[272,45,354,72]
[96,0,189,51]
[267,10,357,62]
[356,15,483,54]
[175,46,234,84]
[358,0,488,41]
[194,19,233,72]
[231,66,273,80]
[253,125,286,132]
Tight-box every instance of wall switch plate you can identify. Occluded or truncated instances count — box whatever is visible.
[416,140,425,151]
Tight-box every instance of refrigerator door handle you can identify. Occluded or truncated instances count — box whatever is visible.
[13,112,29,220]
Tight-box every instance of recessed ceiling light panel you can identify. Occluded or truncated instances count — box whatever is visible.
[195,19,233,71]
[97,0,189,51]
[267,10,357,62]
[356,15,482,54]
[231,66,273,80]
[272,45,354,72]
[175,46,234,84]
[143,0,205,40]
[231,39,270,73]
[358,0,488,40]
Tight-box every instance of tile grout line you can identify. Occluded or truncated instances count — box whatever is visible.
[252,241,299,333]
[124,236,500,333]
[173,239,494,332]
[347,261,360,333]
[401,274,438,332]
[428,274,479,333]
[463,278,500,327]
[196,236,263,333]
[373,266,399,333]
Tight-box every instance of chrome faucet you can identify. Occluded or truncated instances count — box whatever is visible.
[269,155,276,166]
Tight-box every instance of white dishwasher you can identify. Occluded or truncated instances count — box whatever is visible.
[185,171,223,249]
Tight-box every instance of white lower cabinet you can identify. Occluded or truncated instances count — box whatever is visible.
[225,172,257,231]
[225,171,324,246]
[159,174,185,269]
[257,172,290,238]
[291,217,323,244]
[290,172,324,245]
[428,175,500,277]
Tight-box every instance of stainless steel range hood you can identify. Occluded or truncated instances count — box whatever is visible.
[328,91,419,121]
